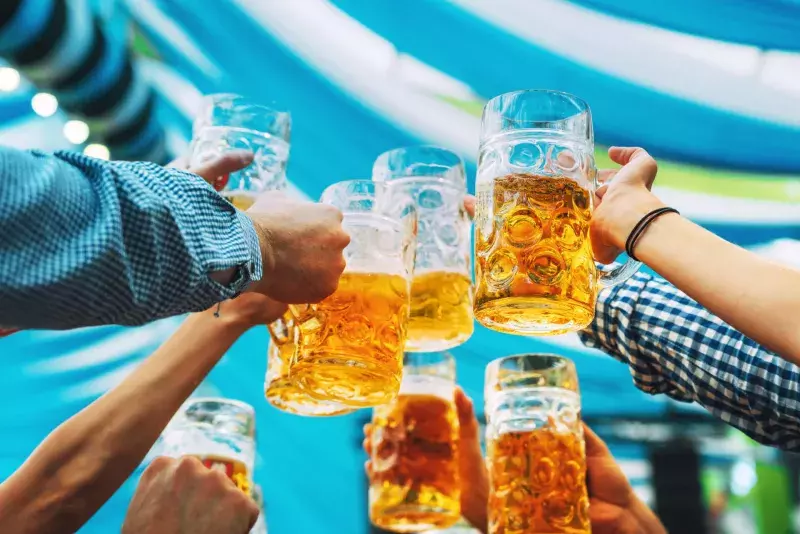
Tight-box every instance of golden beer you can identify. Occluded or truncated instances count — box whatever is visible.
[407,271,473,352]
[265,327,354,416]
[289,271,409,408]
[475,174,596,336]
[225,194,256,210]
[487,429,590,534]
[194,455,252,496]
[370,391,460,532]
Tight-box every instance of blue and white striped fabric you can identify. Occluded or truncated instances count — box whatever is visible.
[0,0,167,162]
[0,1,799,533]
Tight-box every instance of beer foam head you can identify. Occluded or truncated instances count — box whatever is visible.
[400,374,454,400]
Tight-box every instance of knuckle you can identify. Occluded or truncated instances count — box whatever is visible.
[176,456,204,477]
[209,468,232,487]
[147,456,173,474]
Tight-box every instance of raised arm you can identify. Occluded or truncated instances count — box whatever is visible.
[591,147,800,366]
[579,271,800,450]
[0,147,349,330]
[0,295,285,533]
[0,147,261,329]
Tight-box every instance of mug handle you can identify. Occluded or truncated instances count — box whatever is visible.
[597,258,641,288]
[593,164,643,288]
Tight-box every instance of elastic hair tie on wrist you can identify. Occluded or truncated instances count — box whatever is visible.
[625,207,680,261]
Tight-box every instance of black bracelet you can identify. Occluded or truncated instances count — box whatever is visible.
[625,207,680,261]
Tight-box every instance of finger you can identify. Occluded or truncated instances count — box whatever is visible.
[190,151,255,187]
[594,184,608,202]
[363,423,373,451]
[463,195,476,220]
[455,387,479,436]
[597,169,617,184]
[608,147,650,166]
[607,147,657,179]
[244,501,261,531]
[583,423,612,459]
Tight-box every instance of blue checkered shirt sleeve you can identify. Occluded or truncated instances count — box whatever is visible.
[0,147,262,329]
[579,271,800,451]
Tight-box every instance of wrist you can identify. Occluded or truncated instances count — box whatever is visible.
[244,213,275,294]
[191,305,253,335]
[606,190,666,250]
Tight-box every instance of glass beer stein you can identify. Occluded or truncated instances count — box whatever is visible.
[373,146,473,352]
[160,398,256,496]
[474,90,640,335]
[264,311,355,416]
[280,180,414,408]
[189,93,291,209]
[485,354,589,534]
[369,352,461,532]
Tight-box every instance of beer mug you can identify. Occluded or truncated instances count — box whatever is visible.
[369,352,460,532]
[474,90,640,335]
[373,146,473,352]
[189,93,291,209]
[485,354,589,534]
[279,180,415,408]
[160,398,256,496]
[265,311,355,417]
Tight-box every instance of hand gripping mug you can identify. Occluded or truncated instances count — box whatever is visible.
[485,354,590,534]
[189,93,291,209]
[269,180,417,409]
[160,398,256,496]
[474,90,640,336]
[369,351,461,532]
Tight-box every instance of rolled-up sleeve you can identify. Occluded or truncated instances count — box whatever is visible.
[580,271,800,451]
[0,147,262,329]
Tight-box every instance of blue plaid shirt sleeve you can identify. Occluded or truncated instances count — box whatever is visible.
[0,147,263,330]
[579,271,800,451]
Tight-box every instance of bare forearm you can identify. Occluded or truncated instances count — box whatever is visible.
[0,312,248,533]
[636,213,800,363]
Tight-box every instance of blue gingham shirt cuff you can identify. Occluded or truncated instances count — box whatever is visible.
[210,210,263,297]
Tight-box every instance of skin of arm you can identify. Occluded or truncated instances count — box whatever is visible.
[0,296,285,534]
[593,146,800,366]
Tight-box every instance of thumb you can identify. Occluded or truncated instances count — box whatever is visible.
[455,387,480,441]
[190,150,255,189]
[607,147,657,188]
[583,423,612,459]
[463,195,476,221]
